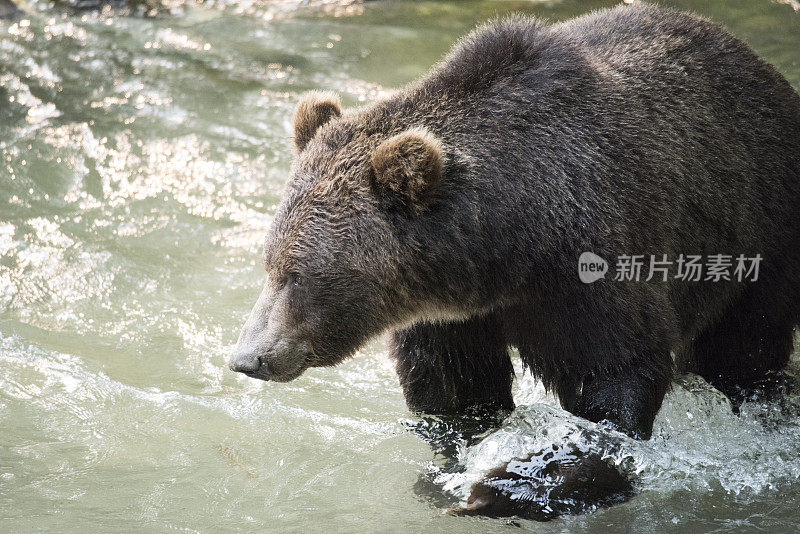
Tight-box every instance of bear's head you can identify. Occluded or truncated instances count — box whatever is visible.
[228,91,480,382]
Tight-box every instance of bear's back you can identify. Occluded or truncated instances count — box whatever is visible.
[428,3,799,111]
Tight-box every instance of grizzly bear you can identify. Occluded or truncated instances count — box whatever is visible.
[229,2,800,518]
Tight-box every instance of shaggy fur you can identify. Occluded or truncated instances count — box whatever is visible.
[292,91,341,152]
[371,127,443,212]
[230,2,800,517]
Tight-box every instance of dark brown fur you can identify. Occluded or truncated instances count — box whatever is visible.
[230,3,800,518]
[371,127,443,212]
[292,91,342,152]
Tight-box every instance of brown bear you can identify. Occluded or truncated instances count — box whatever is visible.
[229,2,800,518]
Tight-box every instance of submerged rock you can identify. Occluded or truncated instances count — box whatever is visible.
[455,443,634,520]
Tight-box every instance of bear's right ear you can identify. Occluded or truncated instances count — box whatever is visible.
[293,91,342,152]
[371,127,444,213]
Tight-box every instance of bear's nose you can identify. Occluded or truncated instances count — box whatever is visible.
[228,350,263,374]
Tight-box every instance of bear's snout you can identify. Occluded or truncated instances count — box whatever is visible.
[230,283,313,381]
[228,349,264,375]
[228,340,311,382]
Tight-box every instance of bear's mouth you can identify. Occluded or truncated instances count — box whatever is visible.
[243,369,306,382]
[241,370,270,381]
[237,356,309,383]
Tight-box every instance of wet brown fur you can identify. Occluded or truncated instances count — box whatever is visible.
[231,2,800,518]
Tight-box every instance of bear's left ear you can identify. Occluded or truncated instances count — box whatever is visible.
[293,91,342,152]
[371,127,443,213]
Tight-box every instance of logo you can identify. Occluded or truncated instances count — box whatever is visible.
[578,252,609,284]
[577,252,762,283]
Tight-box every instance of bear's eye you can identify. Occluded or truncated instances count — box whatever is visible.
[290,273,302,287]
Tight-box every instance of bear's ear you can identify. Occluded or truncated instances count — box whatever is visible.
[293,91,342,152]
[370,127,443,213]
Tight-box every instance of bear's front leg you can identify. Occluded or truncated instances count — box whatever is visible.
[390,314,515,415]
[571,356,673,440]
[460,354,673,519]
[392,315,515,507]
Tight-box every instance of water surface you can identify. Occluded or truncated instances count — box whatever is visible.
[1,0,800,531]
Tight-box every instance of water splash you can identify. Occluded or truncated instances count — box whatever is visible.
[437,366,800,508]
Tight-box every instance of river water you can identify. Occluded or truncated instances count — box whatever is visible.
[1,0,799,531]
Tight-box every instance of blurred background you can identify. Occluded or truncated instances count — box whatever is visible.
[1,0,799,531]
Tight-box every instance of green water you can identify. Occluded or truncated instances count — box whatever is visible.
[1,0,800,531]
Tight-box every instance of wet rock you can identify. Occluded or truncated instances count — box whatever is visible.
[454,443,634,520]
